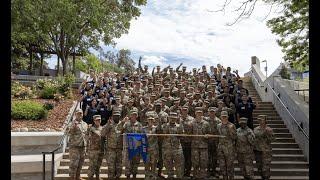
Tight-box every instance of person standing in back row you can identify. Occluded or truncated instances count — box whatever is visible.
[254,115,275,180]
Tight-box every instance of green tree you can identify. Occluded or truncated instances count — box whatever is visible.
[11,0,147,75]
[267,0,309,71]
[117,49,136,73]
[211,0,308,71]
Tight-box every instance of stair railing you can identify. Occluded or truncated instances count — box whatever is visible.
[249,70,309,140]
[41,101,79,180]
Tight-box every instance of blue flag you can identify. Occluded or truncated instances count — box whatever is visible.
[126,133,148,163]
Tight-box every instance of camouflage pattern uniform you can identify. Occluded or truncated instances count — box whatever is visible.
[179,108,194,177]
[217,111,237,180]
[155,105,168,175]
[254,115,275,180]
[205,108,221,177]
[161,112,184,179]
[236,118,255,180]
[119,109,143,178]
[101,113,124,179]
[142,118,159,180]
[191,115,210,179]
[66,117,88,179]
[86,123,104,179]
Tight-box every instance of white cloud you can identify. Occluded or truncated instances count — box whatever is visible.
[141,55,168,66]
[111,0,284,76]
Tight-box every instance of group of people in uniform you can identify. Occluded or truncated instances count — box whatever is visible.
[66,61,275,180]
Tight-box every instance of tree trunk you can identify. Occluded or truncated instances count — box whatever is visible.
[56,56,60,76]
[40,53,44,76]
[72,52,76,75]
[62,55,68,76]
[29,50,33,75]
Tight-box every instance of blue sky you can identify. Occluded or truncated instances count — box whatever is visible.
[47,0,285,76]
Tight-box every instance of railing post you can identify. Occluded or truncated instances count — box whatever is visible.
[43,153,46,180]
[51,153,55,180]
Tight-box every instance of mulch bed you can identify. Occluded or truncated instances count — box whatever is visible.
[11,98,74,131]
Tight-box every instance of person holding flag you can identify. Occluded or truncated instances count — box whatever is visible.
[118,107,143,179]
[142,115,160,180]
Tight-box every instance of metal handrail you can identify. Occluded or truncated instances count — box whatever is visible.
[42,100,79,180]
[249,70,309,140]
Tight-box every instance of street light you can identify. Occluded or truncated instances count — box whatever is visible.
[262,60,267,77]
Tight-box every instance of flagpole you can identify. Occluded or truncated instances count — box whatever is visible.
[122,133,226,138]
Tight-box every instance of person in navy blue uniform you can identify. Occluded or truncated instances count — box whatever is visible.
[97,98,112,126]
[81,89,94,114]
[236,94,256,129]
[84,98,99,124]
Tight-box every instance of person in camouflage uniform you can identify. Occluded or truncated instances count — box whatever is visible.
[101,111,124,179]
[179,105,194,178]
[154,100,168,178]
[254,115,275,180]
[142,116,160,180]
[161,112,184,179]
[205,107,221,178]
[118,108,143,179]
[191,107,210,179]
[217,111,237,180]
[86,115,104,180]
[66,109,88,180]
[236,117,255,180]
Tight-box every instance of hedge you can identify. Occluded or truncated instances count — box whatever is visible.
[11,100,48,120]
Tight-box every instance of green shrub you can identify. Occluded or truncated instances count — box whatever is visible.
[43,102,54,110]
[11,81,34,99]
[40,86,58,99]
[56,73,75,97]
[12,100,48,120]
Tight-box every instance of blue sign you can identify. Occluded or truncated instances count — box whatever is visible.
[126,133,148,163]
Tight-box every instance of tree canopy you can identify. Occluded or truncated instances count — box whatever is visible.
[267,0,308,72]
[11,0,147,75]
[212,0,309,71]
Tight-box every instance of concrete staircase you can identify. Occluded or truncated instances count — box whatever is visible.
[55,77,309,179]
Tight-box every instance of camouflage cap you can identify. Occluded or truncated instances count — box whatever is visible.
[174,98,180,102]
[220,111,228,117]
[239,117,248,124]
[217,100,224,104]
[130,108,138,115]
[113,111,121,116]
[155,100,162,106]
[257,115,267,121]
[163,88,170,93]
[169,112,178,118]
[195,107,203,113]
[76,109,83,114]
[208,107,217,112]
[181,105,189,110]
[93,115,101,120]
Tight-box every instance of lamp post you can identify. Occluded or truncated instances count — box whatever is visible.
[262,60,268,77]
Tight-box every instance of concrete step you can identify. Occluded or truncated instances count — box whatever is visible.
[253,120,284,124]
[253,112,279,116]
[274,137,295,143]
[252,124,287,128]
[55,174,309,180]
[59,158,307,169]
[56,166,308,176]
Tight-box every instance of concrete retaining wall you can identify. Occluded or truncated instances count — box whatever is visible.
[11,101,78,180]
[244,56,309,161]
